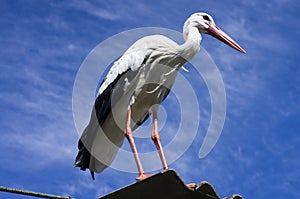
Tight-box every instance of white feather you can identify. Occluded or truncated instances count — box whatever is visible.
[98,48,147,95]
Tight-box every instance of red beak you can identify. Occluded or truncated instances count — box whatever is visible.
[207,24,246,54]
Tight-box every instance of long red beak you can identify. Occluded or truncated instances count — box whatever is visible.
[208,24,246,54]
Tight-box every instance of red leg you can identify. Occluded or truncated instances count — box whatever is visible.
[151,109,168,170]
[124,106,151,181]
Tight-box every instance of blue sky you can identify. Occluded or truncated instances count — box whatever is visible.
[0,0,299,198]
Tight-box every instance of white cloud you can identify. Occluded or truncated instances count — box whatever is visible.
[1,124,77,169]
[68,0,152,22]
[70,0,119,20]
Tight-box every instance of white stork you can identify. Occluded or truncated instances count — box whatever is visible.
[74,12,246,180]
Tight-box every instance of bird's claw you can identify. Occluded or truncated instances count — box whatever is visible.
[186,183,197,189]
[135,173,152,181]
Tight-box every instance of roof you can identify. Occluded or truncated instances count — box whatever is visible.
[99,170,242,199]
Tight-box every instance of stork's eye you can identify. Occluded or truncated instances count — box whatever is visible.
[203,15,210,21]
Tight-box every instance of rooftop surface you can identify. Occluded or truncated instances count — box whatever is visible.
[99,170,242,199]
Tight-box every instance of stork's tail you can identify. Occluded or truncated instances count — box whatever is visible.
[74,139,95,180]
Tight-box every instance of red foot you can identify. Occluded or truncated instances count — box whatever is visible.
[186,183,197,189]
[135,173,152,181]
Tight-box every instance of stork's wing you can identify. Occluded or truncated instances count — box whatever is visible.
[98,48,147,95]
[94,47,148,127]
[74,48,148,178]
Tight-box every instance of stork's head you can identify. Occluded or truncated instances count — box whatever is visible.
[184,12,246,54]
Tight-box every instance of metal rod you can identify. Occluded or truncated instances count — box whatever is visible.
[0,186,72,199]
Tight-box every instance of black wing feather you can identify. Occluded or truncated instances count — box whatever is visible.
[74,68,139,179]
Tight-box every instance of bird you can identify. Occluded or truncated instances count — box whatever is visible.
[74,12,246,180]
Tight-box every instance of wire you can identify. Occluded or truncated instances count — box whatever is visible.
[0,186,72,199]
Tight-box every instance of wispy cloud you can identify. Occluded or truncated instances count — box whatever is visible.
[2,130,75,166]
[69,0,120,20]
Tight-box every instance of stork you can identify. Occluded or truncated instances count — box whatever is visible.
[74,12,246,180]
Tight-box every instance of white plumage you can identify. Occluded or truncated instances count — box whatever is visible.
[75,12,246,180]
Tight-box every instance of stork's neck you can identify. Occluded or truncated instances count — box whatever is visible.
[178,26,201,61]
